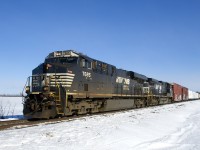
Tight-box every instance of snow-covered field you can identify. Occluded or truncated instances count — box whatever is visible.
[0,99,200,150]
[0,97,23,120]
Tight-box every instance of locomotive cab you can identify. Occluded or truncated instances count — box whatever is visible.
[23,50,80,119]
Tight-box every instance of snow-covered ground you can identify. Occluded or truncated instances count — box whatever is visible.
[0,100,200,150]
[0,97,23,120]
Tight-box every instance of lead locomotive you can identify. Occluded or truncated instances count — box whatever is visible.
[23,50,173,119]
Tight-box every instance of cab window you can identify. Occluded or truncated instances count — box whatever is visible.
[80,58,92,69]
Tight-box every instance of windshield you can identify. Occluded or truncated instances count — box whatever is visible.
[45,57,78,64]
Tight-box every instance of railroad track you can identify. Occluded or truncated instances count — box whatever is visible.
[0,99,197,131]
[0,116,81,131]
[0,109,130,131]
[0,112,113,131]
[0,119,29,130]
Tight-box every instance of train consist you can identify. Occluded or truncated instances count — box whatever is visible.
[23,50,200,119]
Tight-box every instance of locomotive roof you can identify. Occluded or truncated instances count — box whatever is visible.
[46,50,80,58]
[128,71,148,81]
[148,78,160,83]
[46,50,113,66]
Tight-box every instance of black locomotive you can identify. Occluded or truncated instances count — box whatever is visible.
[23,50,173,119]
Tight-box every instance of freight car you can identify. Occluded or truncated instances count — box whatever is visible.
[188,90,199,100]
[172,83,188,101]
[23,50,185,119]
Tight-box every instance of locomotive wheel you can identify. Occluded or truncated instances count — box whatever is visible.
[29,99,37,111]
[80,106,86,114]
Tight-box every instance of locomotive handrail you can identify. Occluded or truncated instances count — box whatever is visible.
[21,76,31,97]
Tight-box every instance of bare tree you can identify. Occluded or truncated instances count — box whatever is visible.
[0,100,5,119]
[6,102,11,117]
[11,104,16,117]
[0,99,16,119]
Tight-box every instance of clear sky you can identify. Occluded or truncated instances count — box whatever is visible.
[0,0,200,94]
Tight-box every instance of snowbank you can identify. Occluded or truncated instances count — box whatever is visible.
[0,100,200,150]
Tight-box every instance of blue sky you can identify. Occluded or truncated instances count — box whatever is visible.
[0,0,200,94]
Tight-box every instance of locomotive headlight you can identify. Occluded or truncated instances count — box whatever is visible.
[25,86,30,93]
[43,86,49,92]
